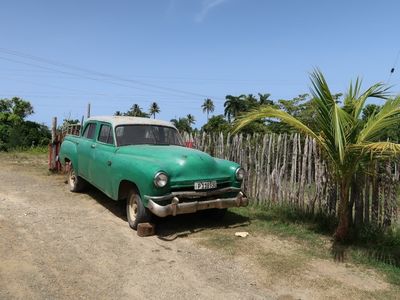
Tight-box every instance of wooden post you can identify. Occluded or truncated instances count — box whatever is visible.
[50,117,57,170]
[87,103,91,119]
[51,117,57,143]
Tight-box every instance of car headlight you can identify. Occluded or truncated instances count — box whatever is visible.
[154,172,168,188]
[235,167,245,181]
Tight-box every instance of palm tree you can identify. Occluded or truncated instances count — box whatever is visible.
[202,98,215,120]
[224,94,246,122]
[149,102,160,119]
[234,69,400,241]
[127,104,149,117]
[258,93,274,106]
[186,114,196,126]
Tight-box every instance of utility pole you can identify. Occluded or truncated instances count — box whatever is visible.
[87,102,91,119]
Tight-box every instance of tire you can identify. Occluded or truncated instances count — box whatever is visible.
[67,163,86,192]
[126,189,151,230]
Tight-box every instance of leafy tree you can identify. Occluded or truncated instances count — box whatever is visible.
[0,97,34,123]
[149,102,160,119]
[235,70,399,241]
[8,121,50,148]
[114,111,122,116]
[201,115,230,133]
[266,94,315,133]
[202,98,215,120]
[0,97,49,150]
[170,117,191,132]
[362,104,381,121]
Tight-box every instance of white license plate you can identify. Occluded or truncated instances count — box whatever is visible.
[194,181,217,190]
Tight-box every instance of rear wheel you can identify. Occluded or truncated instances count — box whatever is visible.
[126,189,151,230]
[68,163,86,192]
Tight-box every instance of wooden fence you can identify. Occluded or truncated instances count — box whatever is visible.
[184,132,399,227]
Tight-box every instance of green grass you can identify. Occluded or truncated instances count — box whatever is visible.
[229,204,400,286]
[6,145,49,154]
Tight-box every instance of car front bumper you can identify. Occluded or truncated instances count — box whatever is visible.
[146,190,248,218]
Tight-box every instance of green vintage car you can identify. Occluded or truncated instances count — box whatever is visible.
[59,116,248,230]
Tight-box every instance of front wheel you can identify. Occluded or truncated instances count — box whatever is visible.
[68,163,86,192]
[126,190,152,230]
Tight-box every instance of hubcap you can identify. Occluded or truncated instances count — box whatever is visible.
[69,170,76,188]
[128,196,138,223]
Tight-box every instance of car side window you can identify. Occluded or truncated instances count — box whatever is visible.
[82,123,96,139]
[98,124,114,145]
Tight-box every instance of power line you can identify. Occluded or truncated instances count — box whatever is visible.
[0,48,219,100]
[0,55,204,99]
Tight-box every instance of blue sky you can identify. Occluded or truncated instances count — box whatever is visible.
[0,0,399,127]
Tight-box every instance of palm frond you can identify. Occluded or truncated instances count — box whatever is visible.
[309,69,336,108]
[357,96,400,143]
[332,103,351,163]
[351,141,400,159]
[352,83,390,119]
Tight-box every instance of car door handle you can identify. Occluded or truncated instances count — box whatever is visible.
[91,144,96,149]
[107,160,112,166]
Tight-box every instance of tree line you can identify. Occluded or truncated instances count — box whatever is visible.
[0,97,50,151]
[113,92,400,142]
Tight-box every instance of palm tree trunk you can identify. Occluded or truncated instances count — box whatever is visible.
[334,178,350,241]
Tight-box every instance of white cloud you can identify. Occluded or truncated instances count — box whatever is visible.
[195,0,229,22]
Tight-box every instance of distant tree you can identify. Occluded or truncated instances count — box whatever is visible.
[186,114,196,126]
[267,94,315,133]
[0,97,49,151]
[362,104,381,121]
[170,117,191,132]
[149,102,160,119]
[258,93,274,106]
[114,111,122,116]
[224,94,246,122]
[202,98,215,120]
[201,115,230,133]
[125,104,149,118]
[0,97,34,123]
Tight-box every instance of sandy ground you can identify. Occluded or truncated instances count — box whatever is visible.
[0,154,398,300]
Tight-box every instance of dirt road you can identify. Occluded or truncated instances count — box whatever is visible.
[0,154,398,299]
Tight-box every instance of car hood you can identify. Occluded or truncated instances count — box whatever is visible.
[116,145,236,185]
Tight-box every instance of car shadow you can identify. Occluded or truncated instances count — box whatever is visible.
[82,184,250,239]
[84,185,128,222]
[155,211,250,241]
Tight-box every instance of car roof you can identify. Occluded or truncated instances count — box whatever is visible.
[86,116,176,129]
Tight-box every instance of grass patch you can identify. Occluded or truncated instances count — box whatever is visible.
[227,204,400,286]
[229,205,332,252]
[6,145,49,155]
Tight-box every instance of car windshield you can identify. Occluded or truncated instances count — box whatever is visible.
[115,124,184,147]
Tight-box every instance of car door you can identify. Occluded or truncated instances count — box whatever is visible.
[91,123,116,197]
[78,122,97,180]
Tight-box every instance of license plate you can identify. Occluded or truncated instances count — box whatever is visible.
[194,180,217,190]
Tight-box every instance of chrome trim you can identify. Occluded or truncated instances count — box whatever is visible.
[144,186,241,202]
[147,192,248,218]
